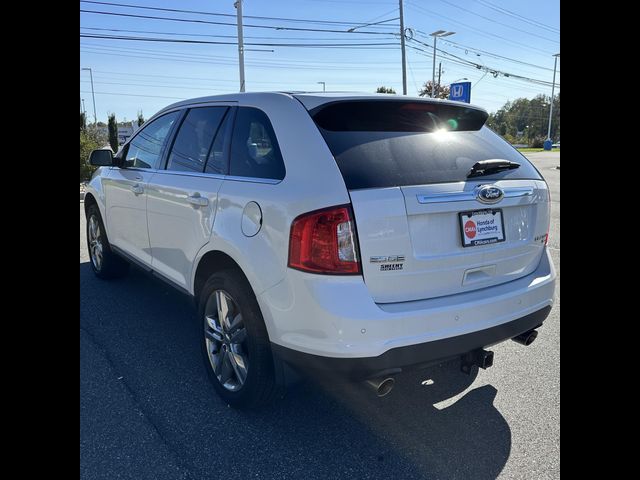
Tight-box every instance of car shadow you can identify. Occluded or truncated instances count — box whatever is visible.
[81,262,511,480]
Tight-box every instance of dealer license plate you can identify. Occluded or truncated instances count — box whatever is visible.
[459,209,505,247]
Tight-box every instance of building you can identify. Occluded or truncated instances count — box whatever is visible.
[97,121,140,147]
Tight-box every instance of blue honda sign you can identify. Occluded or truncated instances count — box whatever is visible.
[449,81,471,103]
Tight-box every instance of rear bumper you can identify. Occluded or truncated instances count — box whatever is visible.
[259,247,556,360]
[272,305,550,379]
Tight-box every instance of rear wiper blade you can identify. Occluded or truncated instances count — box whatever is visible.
[467,159,520,178]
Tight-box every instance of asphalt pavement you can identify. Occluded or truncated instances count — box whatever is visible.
[80,152,559,480]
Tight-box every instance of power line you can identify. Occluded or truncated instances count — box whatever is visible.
[425,35,558,72]
[80,89,186,100]
[82,42,549,88]
[405,40,558,88]
[434,0,559,44]
[301,0,395,4]
[358,7,400,26]
[408,39,557,87]
[80,26,387,42]
[410,34,561,83]
[80,78,294,91]
[80,47,399,68]
[81,44,402,66]
[431,61,552,94]
[79,9,397,35]
[474,0,559,34]
[80,33,399,48]
[79,0,399,27]
[81,77,392,90]
[406,50,421,94]
[405,1,555,56]
[79,24,557,75]
[85,71,397,86]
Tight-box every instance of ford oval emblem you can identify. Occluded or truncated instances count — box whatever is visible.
[477,185,504,204]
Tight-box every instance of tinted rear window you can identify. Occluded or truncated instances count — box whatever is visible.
[230,107,286,181]
[311,100,542,189]
[167,107,228,173]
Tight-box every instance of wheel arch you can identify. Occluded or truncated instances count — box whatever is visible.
[84,192,108,232]
[83,183,108,228]
[84,192,97,213]
[193,250,253,306]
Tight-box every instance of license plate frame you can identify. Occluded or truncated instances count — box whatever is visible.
[459,209,505,247]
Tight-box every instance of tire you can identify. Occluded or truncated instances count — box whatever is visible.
[85,203,129,279]
[199,269,279,408]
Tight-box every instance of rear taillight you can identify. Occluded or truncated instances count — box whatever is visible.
[288,205,361,275]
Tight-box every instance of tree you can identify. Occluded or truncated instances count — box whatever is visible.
[137,110,145,127]
[80,126,107,181]
[80,111,87,131]
[376,86,396,94]
[486,93,560,146]
[107,113,119,153]
[418,81,450,99]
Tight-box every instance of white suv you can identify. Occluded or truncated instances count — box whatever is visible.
[85,92,556,407]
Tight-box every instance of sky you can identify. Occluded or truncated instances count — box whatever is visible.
[80,0,560,124]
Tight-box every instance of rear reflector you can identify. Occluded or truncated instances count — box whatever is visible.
[288,205,361,275]
[545,188,551,245]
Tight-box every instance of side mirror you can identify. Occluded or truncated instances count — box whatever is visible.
[88,149,114,167]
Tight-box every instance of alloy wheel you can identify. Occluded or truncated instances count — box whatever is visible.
[204,290,249,391]
[88,215,104,271]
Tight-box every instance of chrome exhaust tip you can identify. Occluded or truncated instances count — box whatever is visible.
[365,377,395,397]
[512,329,538,346]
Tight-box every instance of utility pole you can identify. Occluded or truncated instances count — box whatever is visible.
[545,53,560,147]
[431,38,436,98]
[234,0,246,92]
[399,0,407,95]
[437,62,442,97]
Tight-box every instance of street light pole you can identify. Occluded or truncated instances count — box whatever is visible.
[546,53,560,144]
[399,0,407,95]
[234,0,246,92]
[82,98,86,115]
[429,31,455,98]
[317,81,326,92]
[82,67,97,125]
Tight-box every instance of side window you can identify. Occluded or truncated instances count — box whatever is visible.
[229,107,285,180]
[205,109,233,175]
[124,111,180,169]
[167,107,228,173]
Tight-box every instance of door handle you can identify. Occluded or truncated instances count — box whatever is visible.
[187,193,209,207]
[131,184,144,195]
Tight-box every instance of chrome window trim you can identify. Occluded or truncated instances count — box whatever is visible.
[109,166,160,173]
[416,186,533,204]
[151,169,226,180]
[224,175,281,185]
[151,101,238,124]
[138,168,281,184]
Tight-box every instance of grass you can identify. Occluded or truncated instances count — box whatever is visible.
[517,147,560,153]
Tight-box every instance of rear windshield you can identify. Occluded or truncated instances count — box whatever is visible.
[311,100,542,190]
